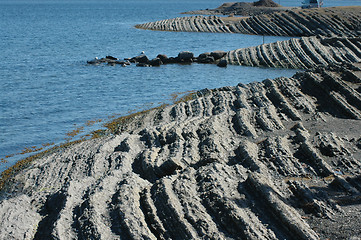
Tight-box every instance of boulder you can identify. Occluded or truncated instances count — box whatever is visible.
[178,51,194,62]
[149,58,163,67]
[217,59,228,67]
[198,52,211,59]
[199,56,215,64]
[167,57,180,64]
[132,55,149,64]
[136,63,151,67]
[157,54,169,63]
[106,55,118,60]
[211,51,227,60]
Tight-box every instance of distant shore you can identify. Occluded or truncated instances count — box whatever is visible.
[182,1,297,17]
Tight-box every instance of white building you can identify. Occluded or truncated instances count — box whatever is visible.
[302,0,323,8]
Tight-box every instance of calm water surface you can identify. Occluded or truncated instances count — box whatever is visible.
[0,0,360,171]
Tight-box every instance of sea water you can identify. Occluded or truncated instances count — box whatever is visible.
[0,0,360,171]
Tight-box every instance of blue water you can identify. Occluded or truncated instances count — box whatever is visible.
[0,0,360,171]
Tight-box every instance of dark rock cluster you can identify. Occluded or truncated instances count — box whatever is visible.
[87,50,228,68]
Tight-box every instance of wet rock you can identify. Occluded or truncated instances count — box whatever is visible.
[132,54,150,64]
[199,56,215,64]
[99,57,109,63]
[211,51,227,60]
[87,57,100,64]
[198,52,211,59]
[106,55,118,60]
[136,63,151,67]
[167,57,181,64]
[149,58,163,67]
[156,54,169,63]
[178,51,194,62]
[217,59,228,67]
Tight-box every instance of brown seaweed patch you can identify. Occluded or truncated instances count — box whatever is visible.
[85,119,103,127]
[103,104,169,134]
[20,146,44,155]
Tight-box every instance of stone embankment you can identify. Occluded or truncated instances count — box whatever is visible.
[135,7,361,37]
[1,63,361,239]
[225,36,361,68]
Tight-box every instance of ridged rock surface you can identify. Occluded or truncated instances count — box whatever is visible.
[135,7,361,37]
[225,36,361,68]
[1,63,361,239]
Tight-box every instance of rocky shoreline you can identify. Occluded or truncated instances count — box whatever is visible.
[225,36,361,68]
[1,3,361,240]
[1,62,361,239]
[135,6,361,69]
[136,7,361,37]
